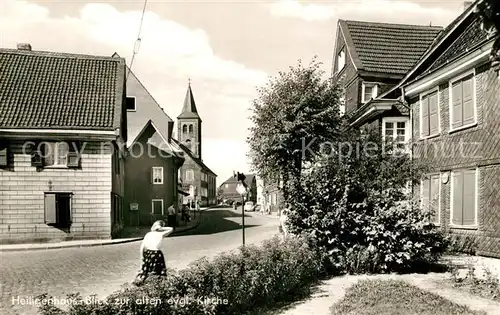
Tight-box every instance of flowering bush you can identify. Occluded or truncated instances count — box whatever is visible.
[286,130,449,274]
[38,236,321,315]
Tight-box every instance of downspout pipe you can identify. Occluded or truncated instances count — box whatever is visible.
[400,86,414,202]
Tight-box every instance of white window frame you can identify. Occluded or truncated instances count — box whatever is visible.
[186,169,194,181]
[126,96,136,112]
[151,199,164,215]
[152,166,163,184]
[381,117,410,154]
[450,168,479,229]
[420,173,441,226]
[361,82,379,103]
[448,69,477,133]
[419,86,441,139]
[225,184,228,189]
[337,48,346,73]
[45,142,69,168]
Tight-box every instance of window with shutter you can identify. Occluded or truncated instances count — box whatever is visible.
[31,142,44,167]
[428,91,439,136]
[67,141,81,168]
[462,75,474,126]
[152,199,164,215]
[451,169,477,226]
[420,95,430,137]
[0,147,7,167]
[450,72,476,130]
[462,169,476,226]
[44,193,57,224]
[430,175,440,223]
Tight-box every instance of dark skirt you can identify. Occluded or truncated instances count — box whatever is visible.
[134,249,167,285]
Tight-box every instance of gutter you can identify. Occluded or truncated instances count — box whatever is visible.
[0,129,118,141]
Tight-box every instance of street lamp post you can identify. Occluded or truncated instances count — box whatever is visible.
[234,171,248,245]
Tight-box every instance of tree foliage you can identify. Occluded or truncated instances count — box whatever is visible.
[474,0,500,70]
[247,57,344,196]
[286,130,449,274]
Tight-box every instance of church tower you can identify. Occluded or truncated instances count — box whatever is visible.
[177,81,202,159]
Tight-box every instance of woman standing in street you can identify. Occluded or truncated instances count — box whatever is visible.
[279,203,290,239]
[134,220,173,285]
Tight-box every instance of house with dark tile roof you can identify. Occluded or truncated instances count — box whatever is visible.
[332,19,443,143]
[399,0,500,258]
[174,83,217,207]
[218,174,257,204]
[115,54,185,227]
[0,44,127,244]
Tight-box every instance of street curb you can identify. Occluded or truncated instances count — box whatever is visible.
[0,237,143,252]
[0,207,216,252]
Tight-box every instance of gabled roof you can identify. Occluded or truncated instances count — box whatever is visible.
[0,48,125,130]
[339,20,443,75]
[112,52,175,147]
[129,119,183,159]
[177,83,201,121]
[380,1,485,97]
[171,138,216,176]
[222,174,256,187]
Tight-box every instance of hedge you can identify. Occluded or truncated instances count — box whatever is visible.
[38,235,322,315]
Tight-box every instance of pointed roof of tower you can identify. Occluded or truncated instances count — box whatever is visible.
[177,80,201,120]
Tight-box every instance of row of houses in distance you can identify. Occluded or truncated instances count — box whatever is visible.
[0,45,217,244]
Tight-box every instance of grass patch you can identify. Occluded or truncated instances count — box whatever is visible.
[330,279,486,315]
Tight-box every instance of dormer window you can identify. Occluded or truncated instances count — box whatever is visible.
[337,48,346,73]
[362,82,379,103]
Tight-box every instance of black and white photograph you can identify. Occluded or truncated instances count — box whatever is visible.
[0,0,499,314]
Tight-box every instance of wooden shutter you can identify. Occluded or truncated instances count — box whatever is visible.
[31,141,44,167]
[0,147,7,167]
[67,141,81,168]
[44,193,57,224]
[430,175,440,223]
[421,96,430,137]
[428,91,439,136]
[462,169,476,226]
[451,81,463,129]
[462,75,474,126]
[452,171,463,225]
[421,178,430,211]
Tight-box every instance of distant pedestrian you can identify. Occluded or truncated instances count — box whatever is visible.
[134,220,173,285]
[279,204,290,239]
[167,204,176,229]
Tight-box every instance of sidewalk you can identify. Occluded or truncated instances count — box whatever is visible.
[0,207,210,252]
[277,255,500,315]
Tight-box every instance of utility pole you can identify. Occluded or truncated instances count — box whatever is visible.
[234,171,248,245]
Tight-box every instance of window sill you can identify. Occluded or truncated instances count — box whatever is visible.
[44,166,69,169]
[449,122,477,134]
[449,225,478,230]
[419,133,440,141]
[153,182,164,185]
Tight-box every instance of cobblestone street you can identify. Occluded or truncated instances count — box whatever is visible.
[0,208,279,315]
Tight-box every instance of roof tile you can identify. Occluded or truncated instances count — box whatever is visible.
[0,48,125,130]
[343,20,443,75]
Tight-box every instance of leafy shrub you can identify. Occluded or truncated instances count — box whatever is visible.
[37,236,321,315]
[286,130,449,275]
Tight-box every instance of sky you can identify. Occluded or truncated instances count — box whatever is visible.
[1,0,469,184]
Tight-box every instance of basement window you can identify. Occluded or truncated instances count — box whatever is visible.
[44,192,72,227]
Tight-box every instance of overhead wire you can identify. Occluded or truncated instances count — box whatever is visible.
[126,0,148,82]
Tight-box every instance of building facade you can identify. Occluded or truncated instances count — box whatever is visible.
[175,83,217,207]
[332,19,442,137]
[402,3,500,258]
[118,56,185,226]
[0,45,127,243]
[219,174,257,204]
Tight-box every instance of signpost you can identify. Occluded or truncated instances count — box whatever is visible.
[234,171,248,245]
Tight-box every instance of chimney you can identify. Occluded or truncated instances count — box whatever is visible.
[17,43,32,51]
[463,1,473,12]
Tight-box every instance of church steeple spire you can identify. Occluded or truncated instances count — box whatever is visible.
[178,79,201,120]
